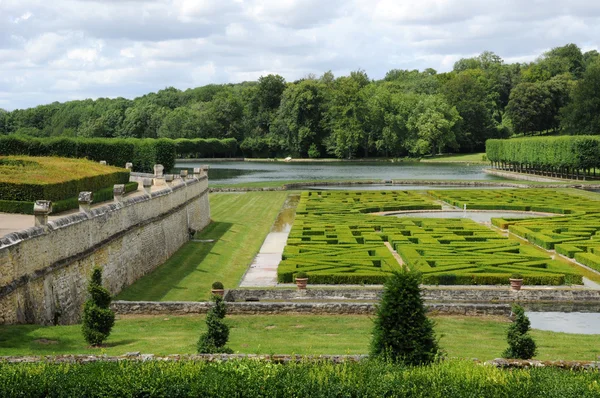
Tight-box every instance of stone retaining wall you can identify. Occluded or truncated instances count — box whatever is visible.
[111,300,511,316]
[0,177,211,325]
[225,287,600,304]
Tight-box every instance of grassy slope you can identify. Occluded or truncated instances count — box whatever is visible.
[0,314,598,360]
[420,153,488,163]
[116,191,288,301]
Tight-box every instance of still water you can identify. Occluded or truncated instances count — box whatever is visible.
[526,312,600,335]
[389,211,553,223]
[175,161,502,185]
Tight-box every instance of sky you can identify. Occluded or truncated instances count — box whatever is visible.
[1,0,600,111]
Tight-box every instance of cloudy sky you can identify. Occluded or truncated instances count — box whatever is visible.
[1,0,599,110]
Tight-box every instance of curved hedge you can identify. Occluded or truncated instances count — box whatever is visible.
[486,136,600,170]
[0,136,238,172]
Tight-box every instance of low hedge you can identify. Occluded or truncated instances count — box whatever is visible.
[0,170,130,202]
[0,181,138,215]
[1,359,599,398]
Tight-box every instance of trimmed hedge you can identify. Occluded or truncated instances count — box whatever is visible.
[486,136,600,170]
[0,136,238,172]
[0,170,130,202]
[0,182,138,214]
[1,360,599,398]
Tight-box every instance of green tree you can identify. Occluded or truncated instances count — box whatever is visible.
[81,267,115,346]
[442,69,499,151]
[561,60,600,134]
[503,304,537,359]
[158,107,203,138]
[120,103,169,138]
[406,95,461,155]
[250,74,287,135]
[370,270,439,365]
[271,79,328,156]
[197,294,233,354]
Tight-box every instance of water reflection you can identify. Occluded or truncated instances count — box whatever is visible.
[526,311,600,335]
[175,161,502,185]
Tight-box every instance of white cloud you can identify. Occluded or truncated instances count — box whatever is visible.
[1,0,600,110]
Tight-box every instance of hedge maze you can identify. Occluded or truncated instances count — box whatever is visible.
[431,189,600,274]
[278,190,584,285]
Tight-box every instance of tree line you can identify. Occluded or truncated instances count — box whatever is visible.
[1,43,599,159]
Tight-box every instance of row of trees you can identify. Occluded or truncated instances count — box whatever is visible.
[2,43,599,158]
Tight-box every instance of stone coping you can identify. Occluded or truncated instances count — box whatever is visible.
[1,354,598,370]
[111,301,511,316]
[224,287,600,304]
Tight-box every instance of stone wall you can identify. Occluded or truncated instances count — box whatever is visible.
[225,286,600,304]
[111,300,511,316]
[0,176,210,325]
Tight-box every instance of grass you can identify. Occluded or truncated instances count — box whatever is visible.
[0,155,125,184]
[420,153,488,163]
[0,314,598,361]
[116,191,289,301]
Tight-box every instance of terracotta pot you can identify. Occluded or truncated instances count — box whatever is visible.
[211,289,224,297]
[509,278,523,291]
[295,278,308,290]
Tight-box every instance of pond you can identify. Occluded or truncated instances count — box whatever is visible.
[387,210,554,223]
[526,311,600,335]
[174,161,502,185]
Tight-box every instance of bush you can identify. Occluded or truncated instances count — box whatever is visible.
[81,267,115,346]
[211,281,224,290]
[503,304,537,360]
[370,270,440,365]
[197,295,232,354]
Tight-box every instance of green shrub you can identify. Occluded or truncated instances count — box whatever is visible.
[211,281,224,290]
[503,304,536,360]
[197,295,232,354]
[81,267,115,346]
[370,270,440,365]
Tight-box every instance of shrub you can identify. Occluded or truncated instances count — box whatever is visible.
[370,270,440,365]
[295,271,308,279]
[510,273,523,279]
[211,281,224,290]
[503,304,537,360]
[197,295,233,354]
[81,267,115,346]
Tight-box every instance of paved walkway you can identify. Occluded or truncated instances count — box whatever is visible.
[239,231,288,287]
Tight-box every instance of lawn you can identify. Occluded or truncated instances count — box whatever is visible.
[0,314,598,361]
[420,153,488,163]
[116,191,289,301]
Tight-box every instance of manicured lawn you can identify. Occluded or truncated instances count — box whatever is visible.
[420,153,488,163]
[116,191,289,301]
[0,314,598,361]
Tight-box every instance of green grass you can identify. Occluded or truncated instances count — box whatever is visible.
[420,153,488,163]
[116,191,288,301]
[0,314,598,361]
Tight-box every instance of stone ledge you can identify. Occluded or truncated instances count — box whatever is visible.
[225,287,600,304]
[111,301,511,316]
[2,354,598,370]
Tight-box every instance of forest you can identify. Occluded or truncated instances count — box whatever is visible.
[1,43,599,159]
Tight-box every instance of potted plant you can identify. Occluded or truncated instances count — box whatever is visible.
[211,281,225,297]
[509,273,524,291]
[295,272,309,290]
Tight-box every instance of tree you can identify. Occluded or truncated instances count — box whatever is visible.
[81,267,115,346]
[197,294,233,354]
[441,69,499,152]
[561,60,600,135]
[406,95,461,155]
[370,270,440,365]
[503,304,536,359]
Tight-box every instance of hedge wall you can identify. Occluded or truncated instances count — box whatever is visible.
[0,170,130,202]
[486,136,600,170]
[0,182,138,214]
[0,136,238,172]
